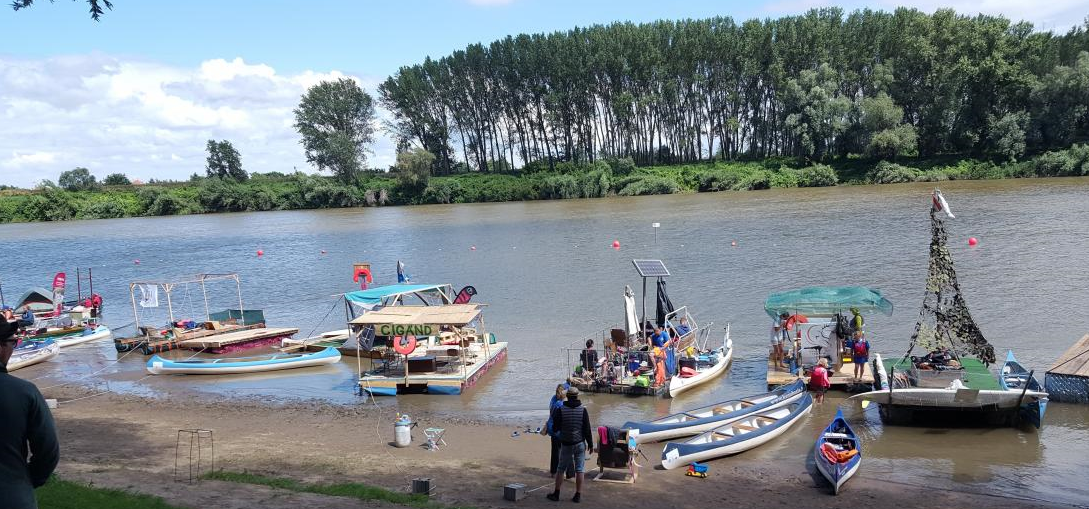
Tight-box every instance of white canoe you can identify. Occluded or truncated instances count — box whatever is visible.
[847,384,1049,409]
[668,332,733,398]
[661,394,814,470]
[55,325,113,348]
[8,339,60,371]
[147,347,341,375]
[625,379,806,443]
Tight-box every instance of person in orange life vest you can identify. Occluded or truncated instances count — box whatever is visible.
[809,358,831,404]
[850,331,870,382]
[653,347,666,387]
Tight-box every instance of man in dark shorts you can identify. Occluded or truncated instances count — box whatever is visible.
[0,320,60,509]
[547,387,594,503]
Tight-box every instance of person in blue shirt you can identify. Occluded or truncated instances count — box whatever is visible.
[543,383,573,478]
[674,317,691,338]
[651,325,674,376]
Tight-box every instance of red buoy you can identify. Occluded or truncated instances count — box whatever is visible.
[257,250,264,257]
[968,237,978,247]
[612,240,620,249]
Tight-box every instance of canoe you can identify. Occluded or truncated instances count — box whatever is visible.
[661,393,814,470]
[999,350,1048,429]
[54,325,113,348]
[813,408,861,495]
[668,333,733,398]
[624,379,805,443]
[8,338,60,371]
[146,347,341,375]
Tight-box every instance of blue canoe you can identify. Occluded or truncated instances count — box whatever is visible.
[624,379,806,443]
[813,408,861,495]
[661,393,813,470]
[999,350,1048,429]
[147,347,341,375]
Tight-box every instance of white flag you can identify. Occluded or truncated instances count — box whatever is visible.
[138,285,159,308]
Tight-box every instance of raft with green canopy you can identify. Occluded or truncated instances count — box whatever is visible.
[764,286,894,318]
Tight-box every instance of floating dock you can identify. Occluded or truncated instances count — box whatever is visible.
[360,342,507,395]
[766,358,873,390]
[178,327,299,352]
[1045,333,1089,403]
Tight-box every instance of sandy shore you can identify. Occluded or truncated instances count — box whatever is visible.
[40,384,1061,509]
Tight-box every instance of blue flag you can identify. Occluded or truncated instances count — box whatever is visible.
[397,260,409,283]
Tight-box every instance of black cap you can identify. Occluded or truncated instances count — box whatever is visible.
[0,320,18,342]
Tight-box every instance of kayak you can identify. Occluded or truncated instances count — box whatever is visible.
[55,325,113,348]
[147,347,341,375]
[8,338,60,371]
[668,331,733,398]
[999,350,1048,429]
[813,408,861,495]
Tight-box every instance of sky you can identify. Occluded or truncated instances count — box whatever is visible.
[1,0,1086,187]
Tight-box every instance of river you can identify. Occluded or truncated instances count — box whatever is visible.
[2,178,1088,506]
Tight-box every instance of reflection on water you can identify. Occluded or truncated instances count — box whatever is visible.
[4,178,1089,506]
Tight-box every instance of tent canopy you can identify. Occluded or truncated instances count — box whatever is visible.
[764,286,893,318]
[344,284,450,306]
[15,287,55,312]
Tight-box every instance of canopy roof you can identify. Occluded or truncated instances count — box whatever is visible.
[764,286,893,318]
[349,304,482,326]
[344,284,449,306]
[16,288,55,311]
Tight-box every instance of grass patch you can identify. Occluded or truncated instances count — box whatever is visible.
[203,470,471,509]
[37,477,183,509]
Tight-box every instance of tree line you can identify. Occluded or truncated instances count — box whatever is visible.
[378,8,1089,174]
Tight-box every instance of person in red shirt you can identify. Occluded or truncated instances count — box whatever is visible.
[809,358,831,404]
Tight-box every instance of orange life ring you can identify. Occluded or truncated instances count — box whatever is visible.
[353,267,373,284]
[393,335,417,355]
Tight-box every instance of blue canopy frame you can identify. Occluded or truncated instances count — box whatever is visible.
[764,286,893,318]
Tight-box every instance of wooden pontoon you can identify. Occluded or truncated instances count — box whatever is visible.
[349,304,507,396]
[178,327,299,352]
[1045,333,1089,403]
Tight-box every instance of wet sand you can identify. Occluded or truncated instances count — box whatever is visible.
[45,385,1065,509]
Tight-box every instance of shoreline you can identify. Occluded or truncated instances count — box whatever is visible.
[38,383,1068,509]
[2,160,1087,225]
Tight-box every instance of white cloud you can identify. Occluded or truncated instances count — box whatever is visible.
[0,54,394,187]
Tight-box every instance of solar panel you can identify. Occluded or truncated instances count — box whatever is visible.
[632,259,670,277]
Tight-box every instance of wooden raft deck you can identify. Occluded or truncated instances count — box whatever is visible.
[177,327,299,349]
[1049,333,1089,377]
[766,358,873,390]
[573,376,669,397]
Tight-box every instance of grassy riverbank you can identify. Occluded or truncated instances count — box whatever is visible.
[37,477,182,509]
[2,145,1087,224]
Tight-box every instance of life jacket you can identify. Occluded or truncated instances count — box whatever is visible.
[810,366,830,387]
[558,401,587,445]
[853,340,869,357]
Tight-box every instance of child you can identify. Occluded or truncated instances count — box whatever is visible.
[851,331,870,382]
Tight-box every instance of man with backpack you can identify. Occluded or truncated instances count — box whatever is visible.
[547,387,594,503]
[850,330,870,382]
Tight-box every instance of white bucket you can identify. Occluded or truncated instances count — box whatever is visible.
[394,417,413,448]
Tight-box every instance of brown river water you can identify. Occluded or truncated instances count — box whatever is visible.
[2,178,1088,506]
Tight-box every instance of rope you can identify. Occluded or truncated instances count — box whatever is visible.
[303,299,341,340]
[37,340,145,389]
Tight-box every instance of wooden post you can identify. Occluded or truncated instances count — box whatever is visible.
[201,278,210,322]
[235,275,245,325]
[130,283,140,333]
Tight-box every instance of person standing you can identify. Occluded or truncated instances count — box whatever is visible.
[547,387,593,503]
[543,384,572,479]
[851,331,870,382]
[810,358,831,404]
[0,320,60,509]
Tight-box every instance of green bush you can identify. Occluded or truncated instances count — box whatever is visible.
[539,174,581,199]
[578,162,613,198]
[797,164,839,187]
[422,179,464,204]
[868,161,918,184]
[617,175,679,196]
[769,169,799,188]
[1031,145,1089,177]
[607,156,637,176]
[732,170,771,191]
[79,198,127,219]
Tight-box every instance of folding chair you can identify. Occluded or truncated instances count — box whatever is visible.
[424,428,447,451]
